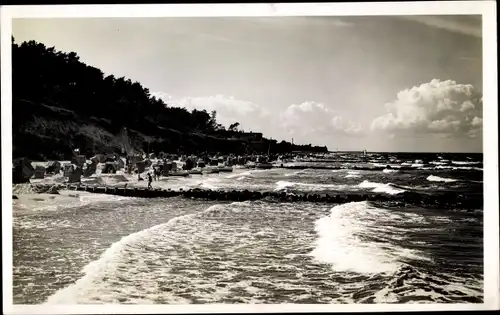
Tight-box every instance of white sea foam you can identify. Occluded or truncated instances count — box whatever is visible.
[426,175,458,183]
[284,170,308,177]
[382,169,398,173]
[226,171,251,178]
[13,190,131,213]
[345,174,362,178]
[345,170,362,178]
[310,201,428,274]
[331,169,344,173]
[357,180,405,195]
[45,204,222,304]
[44,201,309,304]
[452,160,482,165]
[435,165,483,171]
[429,161,448,165]
[275,180,349,191]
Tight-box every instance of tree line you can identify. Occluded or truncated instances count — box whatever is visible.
[12,38,327,160]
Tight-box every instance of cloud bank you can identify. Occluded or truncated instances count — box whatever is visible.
[281,101,363,137]
[152,93,362,145]
[153,78,482,149]
[164,94,273,135]
[371,79,483,139]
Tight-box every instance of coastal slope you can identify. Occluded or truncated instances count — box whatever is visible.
[12,39,328,161]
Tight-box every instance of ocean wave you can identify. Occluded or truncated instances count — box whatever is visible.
[310,201,429,274]
[429,161,448,165]
[345,174,362,178]
[427,175,457,183]
[44,204,221,304]
[357,180,405,195]
[382,169,399,173]
[452,161,482,165]
[226,171,251,178]
[285,170,308,177]
[435,165,483,171]
[43,201,298,304]
[345,170,362,178]
[13,190,132,213]
[275,180,349,191]
[373,265,483,303]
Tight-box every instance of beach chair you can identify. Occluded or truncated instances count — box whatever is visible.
[63,164,74,177]
[68,167,82,183]
[46,161,61,174]
[33,166,46,179]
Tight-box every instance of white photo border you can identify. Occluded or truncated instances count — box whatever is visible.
[1,1,498,314]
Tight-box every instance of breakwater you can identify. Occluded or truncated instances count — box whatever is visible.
[27,183,482,210]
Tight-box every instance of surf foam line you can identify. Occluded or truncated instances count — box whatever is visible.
[382,169,399,173]
[225,169,270,179]
[357,180,405,195]
[451,161,482,165]
[275,180,350,191]
[426,175,458,183]
[44,202,240,304]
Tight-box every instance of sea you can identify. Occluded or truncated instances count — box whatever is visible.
[12,152,484,304]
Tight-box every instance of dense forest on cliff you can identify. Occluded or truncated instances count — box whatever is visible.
[12,38,328,160]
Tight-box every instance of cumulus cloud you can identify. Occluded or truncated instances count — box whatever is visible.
[281,101,364,137]
[153,93,274,134]
[371,79,483,139]
[151,93,364,144]
[150,91,172,102]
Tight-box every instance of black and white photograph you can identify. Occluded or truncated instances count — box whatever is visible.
[2,2,498,313]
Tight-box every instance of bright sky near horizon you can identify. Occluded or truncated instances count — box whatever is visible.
[12,15,483,152]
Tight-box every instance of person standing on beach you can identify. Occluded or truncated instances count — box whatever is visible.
[147,172,153,189]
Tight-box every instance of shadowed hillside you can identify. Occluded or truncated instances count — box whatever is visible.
[12,38,328,160]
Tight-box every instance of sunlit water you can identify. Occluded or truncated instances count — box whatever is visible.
[13,154,483,304]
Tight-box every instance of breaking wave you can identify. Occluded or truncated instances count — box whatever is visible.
[310,201,430,274]
[275,180,349,191]
[427,175,457,183]
[452,161,482,165]
[382,169,399,173]
[357,180,405,195]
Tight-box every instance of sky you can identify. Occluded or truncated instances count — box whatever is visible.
[12,15,483,152]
